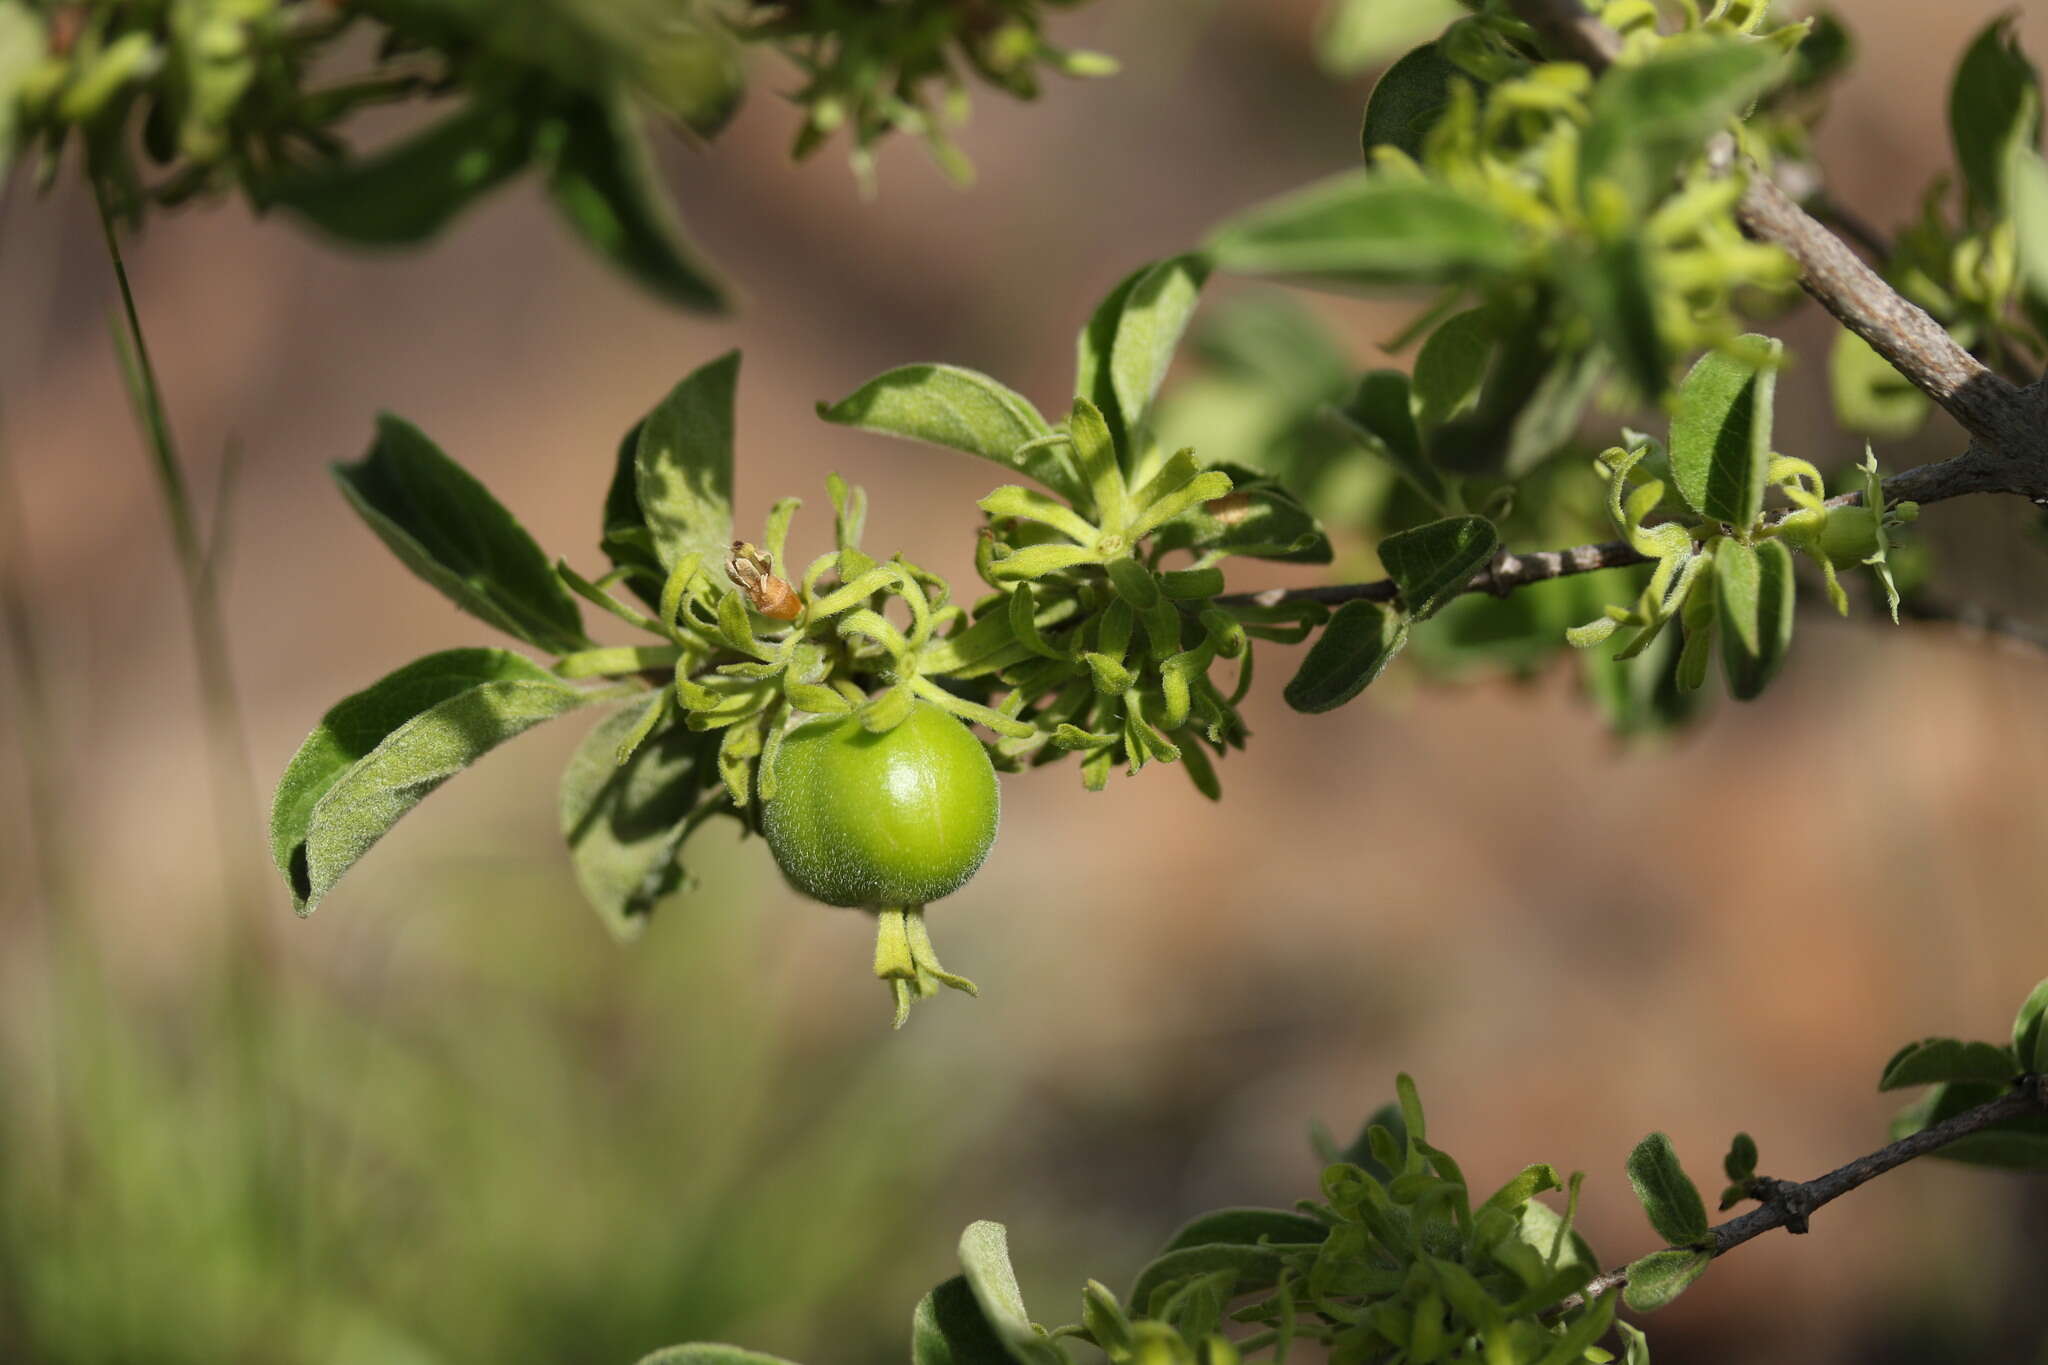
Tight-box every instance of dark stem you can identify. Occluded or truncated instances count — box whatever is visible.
[1217,443,2048,612]
[1553,1077,2048,1315]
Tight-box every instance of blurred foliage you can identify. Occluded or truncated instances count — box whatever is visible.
[0,0,1111,307]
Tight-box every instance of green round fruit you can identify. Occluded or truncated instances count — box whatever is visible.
[1819,506,1881,569]
[763,700,1000,910]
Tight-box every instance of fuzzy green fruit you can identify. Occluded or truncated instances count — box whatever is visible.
[764,700,999,909]
[762,700,1000,1027]
[1819,506,1881,569]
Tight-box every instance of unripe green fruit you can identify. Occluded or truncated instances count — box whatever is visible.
[763,701,999,910]
[1819,506,1881,569]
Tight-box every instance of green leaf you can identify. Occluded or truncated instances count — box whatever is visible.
[913,1275,1017,1365]
[1158,1209,1330,1254]
[1319,0,1464,77]
[1480,1164,1562,1215]
[1723,1133,1758,1183]
[1580,38,1786,214]
[1412,307,1496,429]
[1879,1038,2018,1092]
[1669,336,1781,527]
[1361,41,1465,161]
[1378,516,1498,621]
[1283,599,1408,713]
[333,415,588,653]
[1616,1320,1651,1365]
[1625,1133,1709,1246]
[1716,538,1793,702]
[2012,146,2048,311]
[818,366,1072,503]
[266,99,537,244]
[1129,1245,1288,1317]
[601,417,664,608]
[0,3,44,183]
[1622,1248,1711,1313]
[1075,254,1210,462]
[635,1349,803,1365]
[559,697,720,941]
[1329,370,1449,507]
[1152,463,1333,564]
[2016,978,2048,1075]
[1949,15,2042,218]
[1829,328,1930,438]
[957,1222,1064,1365]
[1206,172,1525,289]
[637,351,739,574]
[1891,1081,2048,1169]
[1426,306,1603,478]
[542,93,727,312]
[271,649,587,913]
[1567,235,1668,399]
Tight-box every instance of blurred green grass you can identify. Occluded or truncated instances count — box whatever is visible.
[0,834,986,1365]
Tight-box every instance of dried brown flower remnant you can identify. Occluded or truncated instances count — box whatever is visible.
[727,541,803,621]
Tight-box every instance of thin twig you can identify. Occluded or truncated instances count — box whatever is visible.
[1216,443,2048,611]
[92,183,262,888]
[1553,1077,2048,1315]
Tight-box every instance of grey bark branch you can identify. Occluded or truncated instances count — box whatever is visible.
[1552,1077,2048,1316]
[1226,0,2048,617]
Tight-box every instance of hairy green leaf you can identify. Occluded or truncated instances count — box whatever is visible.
[1076,254,1210,461]
[1625,1133,1709,1247]
[1412,307,1495,429]
[913,1275,1016,1365]
[1206,172,1525,288]
[1284,599,1407,713]
[2013,978,2048,1075]
[267,99,536,244]
[637,351,739,574]
[2013,147,2048,311]
[957,1222,1063,1365]
[0,2,45,183]
[1568,235,1668,399]
[542,93,727,312]
[333,415,588,653]
[1378,515,1498,621]
[1581,38,1786,213]
[1129,1244,1287,1317]
[1670,337,1780,526]
[1622,1248,1712,1313]
[636,1348,803,1365]
[1723,1132,1758,1183]
[1716,538,1793,702]
[1361,41,1465,160]
[559,697,720,941]
[1949,15,2042,218]
[1152,462,1333,564]
[1879,1037,2018,1092]
[1319,0,1463,76]
[819,366,1072,503]
[1329,369,1449,507]
[599,416,665,606]
[272,649,587,913]
[1158,1209,1330,1255]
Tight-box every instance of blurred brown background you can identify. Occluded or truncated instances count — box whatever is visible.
[4,2,2048,1362]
